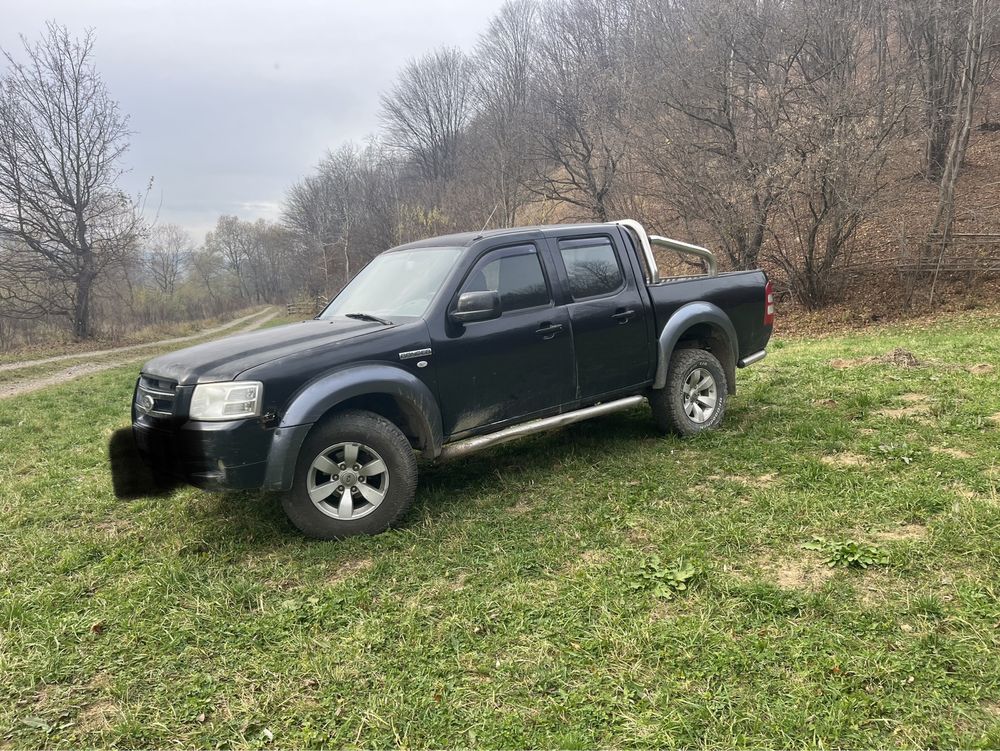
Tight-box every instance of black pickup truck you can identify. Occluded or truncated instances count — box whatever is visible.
[133,220,773,538]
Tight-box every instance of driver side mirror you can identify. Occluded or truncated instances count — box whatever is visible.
[449,290,501,324]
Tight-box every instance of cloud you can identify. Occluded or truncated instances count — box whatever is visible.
[1,0,501,241]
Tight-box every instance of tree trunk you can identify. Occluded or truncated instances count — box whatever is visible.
[926,113,952,180]
[926,0,987,304]
[745,219,767,270]
[73,268,95,340]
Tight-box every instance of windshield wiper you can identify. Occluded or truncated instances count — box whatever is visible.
[344,312,393,325]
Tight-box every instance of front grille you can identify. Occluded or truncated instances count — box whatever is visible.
[136,375,177,418]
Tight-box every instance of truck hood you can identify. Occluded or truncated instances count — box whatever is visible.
[141,318,388,385]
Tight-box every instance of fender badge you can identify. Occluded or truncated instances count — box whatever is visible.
[399,348,432,360]
[416,360,428,368]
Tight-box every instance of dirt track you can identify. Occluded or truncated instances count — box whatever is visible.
[0,307,278,400]
[0,307,274,373]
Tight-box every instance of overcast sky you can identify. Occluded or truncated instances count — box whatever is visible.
[1,0,502,240]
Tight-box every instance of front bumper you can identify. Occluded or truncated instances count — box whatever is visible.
[132,416,275,490]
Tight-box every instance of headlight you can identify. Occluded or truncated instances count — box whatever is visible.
[189,381,263,421]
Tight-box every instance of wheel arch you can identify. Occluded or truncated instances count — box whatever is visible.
[263,364,443,491]
[653,302,738,394]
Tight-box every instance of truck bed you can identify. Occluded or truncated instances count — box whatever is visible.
[646,270,772,359]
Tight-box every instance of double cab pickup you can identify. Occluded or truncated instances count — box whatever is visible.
[133,220,773,538]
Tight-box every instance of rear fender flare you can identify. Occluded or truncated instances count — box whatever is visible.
[653,302,738,392]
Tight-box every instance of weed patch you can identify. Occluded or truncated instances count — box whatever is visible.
[627,556,699,599]
[829,347,923,369]
[803,537,889,569]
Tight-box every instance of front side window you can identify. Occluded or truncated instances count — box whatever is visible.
[320,246,463,320]
[459,245,550,313]
[558,236,624,299]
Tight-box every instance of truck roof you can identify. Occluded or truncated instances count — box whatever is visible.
[390,223,616,251]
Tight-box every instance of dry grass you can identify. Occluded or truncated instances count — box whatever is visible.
[821,452,871,467]
[761,554,837,590]
[873,523,928,542]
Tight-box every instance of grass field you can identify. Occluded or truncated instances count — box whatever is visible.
[2,313,999,748]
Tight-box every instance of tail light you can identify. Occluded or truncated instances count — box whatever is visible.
[764,280,775,326]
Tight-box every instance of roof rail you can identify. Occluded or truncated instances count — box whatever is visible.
[610,219,717,280]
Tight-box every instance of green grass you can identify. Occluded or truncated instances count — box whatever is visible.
[1,313,999,748]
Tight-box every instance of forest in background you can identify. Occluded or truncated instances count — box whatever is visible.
[0,0,998,349]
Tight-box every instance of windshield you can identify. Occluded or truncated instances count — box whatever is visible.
[319,247,462,321]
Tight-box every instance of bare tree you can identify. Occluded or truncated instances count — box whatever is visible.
[189,244,224,303]
[922,0,998,302]
[379,48,473,182]
[355,142,404,252]
[528,0,642,221]
[285,142,404,298]
[640,0,812,270]
[204,215,252,301]
[0,23,141,339]
[145,224,192,295]
[898,0,975,181]
[263,0,990,315]
[767,0,909,307]
[473,0,540,226]
[284,168,340,295]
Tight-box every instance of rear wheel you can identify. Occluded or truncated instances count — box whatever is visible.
[282,410,418,539]
[650,348,728,436]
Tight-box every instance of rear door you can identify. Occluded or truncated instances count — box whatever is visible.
[547,229,650,401]
[432,242,574,437]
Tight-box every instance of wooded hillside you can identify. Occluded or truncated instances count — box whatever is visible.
[1,0,997,348]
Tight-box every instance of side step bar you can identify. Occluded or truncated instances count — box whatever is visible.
[737,350,767,368]
[437,395,646,460]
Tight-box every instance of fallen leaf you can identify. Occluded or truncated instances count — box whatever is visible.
[21,716,51,732]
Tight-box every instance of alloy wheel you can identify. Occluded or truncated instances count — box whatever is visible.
[682,367,718,424]
[306,441,389,521]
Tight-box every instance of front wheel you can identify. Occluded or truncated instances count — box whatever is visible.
[282,410,418,539]
[650,348,728,436]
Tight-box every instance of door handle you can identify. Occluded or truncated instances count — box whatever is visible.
[535,322,564,340]
[611,309,636,324]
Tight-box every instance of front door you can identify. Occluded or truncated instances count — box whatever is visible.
[433,243,574,437]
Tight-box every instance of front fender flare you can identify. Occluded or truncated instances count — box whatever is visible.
[653,302,738,391]
[262,364,443,490]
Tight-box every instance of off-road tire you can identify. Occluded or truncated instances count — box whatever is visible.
[650,348,728,436]
[282,409,418,539]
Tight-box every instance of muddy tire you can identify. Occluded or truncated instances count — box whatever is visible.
[650,348,728,436]
[282,410,418,539]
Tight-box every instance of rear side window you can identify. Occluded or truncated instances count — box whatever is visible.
[460,245,550,313]
[558,236,624,299]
